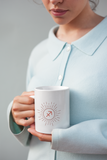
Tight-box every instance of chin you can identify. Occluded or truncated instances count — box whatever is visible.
[52,17,69,25]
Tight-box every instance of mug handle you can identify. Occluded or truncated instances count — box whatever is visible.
[30,95,35,99]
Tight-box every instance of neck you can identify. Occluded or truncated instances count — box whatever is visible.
[58,3,104,36]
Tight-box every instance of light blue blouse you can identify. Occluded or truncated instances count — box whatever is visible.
[7,16,107,160]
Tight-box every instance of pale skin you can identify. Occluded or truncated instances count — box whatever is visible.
[12,0,104,142]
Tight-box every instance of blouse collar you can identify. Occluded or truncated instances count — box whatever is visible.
[47,17,107,61]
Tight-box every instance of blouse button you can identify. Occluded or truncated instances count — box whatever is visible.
[58,75,62,81]
[67,45,71,52]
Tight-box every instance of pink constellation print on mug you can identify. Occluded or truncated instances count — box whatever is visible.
[37,102,61,126]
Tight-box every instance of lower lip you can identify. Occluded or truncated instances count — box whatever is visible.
[51,10,68,16]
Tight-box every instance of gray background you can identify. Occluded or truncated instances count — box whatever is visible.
[0,0,107,160]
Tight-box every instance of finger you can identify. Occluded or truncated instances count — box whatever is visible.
[14,110,35,119]
[20,110,35,118]
[21,91,34,96]
[18,117,35,127]
[13,103,35,111]
[27,129,52,142]
[14,96,34,105]
[30,122,35,129]
[20,104,35,111]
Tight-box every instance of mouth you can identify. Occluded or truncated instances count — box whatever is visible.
[50,9,68,16]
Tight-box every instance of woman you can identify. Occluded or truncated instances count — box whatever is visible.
[7,0,107,160]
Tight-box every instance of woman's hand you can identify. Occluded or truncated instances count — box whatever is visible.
[12,91,35,127]
[28,123,52,142]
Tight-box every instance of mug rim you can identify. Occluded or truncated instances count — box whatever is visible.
[35,86,69,91]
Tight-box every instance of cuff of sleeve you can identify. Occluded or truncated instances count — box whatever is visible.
[51,129,59,150]
[10,111,25,134]
[7,101,25,135]
[7,101,31,146]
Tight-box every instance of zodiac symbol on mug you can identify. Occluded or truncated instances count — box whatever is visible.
[37,102,61,125]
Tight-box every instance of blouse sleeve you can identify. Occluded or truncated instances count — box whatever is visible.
[51,119,107,154]
[7,101,31,146]
[7,51,34,146]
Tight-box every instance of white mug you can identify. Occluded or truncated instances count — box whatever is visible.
[30,86,70,134]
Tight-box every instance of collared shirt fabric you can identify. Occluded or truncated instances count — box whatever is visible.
[7,16,107,160]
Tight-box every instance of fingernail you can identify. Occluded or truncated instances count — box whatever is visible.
[27,128,30,132]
